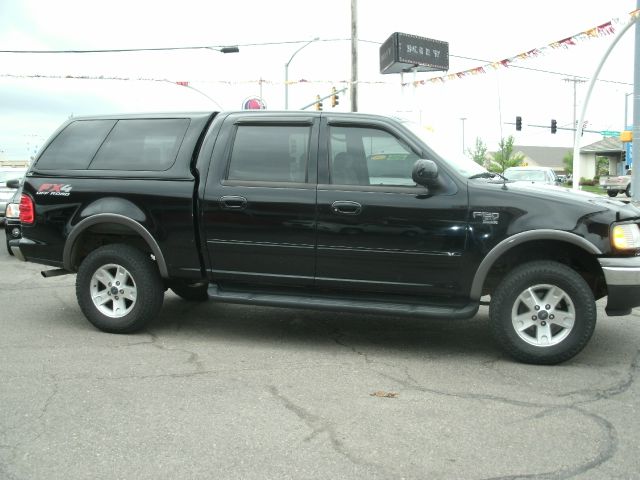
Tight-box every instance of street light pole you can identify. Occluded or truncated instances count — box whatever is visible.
[284,38,319,110]
[460,117,467,154]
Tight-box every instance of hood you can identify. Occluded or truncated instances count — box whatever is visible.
[481,180,640,222]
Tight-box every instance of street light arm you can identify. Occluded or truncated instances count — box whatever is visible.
[285,38,320,67]
[284,37,319,110]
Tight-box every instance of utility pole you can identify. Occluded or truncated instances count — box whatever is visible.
[350,0,358,112]
[563,77,586,142]
[633,0,640,201]
[460,117,467,154]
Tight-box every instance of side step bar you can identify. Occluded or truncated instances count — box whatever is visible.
[208,284,479,320]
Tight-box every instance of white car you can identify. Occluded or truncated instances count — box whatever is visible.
[504,166,561,186]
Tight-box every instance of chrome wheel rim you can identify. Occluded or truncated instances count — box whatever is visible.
[511,284,575,347]
[90,263,137,318]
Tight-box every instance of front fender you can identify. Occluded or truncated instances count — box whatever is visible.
[469,229,602,301]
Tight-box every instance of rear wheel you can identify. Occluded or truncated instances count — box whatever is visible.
[625,183,631,197]
[607,190,618,197]
[76,244,164,333]
[489,261,596,364]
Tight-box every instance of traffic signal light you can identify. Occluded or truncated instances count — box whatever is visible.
[315,95,323,111]
[551,119,557,134]
[515,116,522,131]
[331,87,339,108]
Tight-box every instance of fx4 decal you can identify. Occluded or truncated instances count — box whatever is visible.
[36,183,73,196]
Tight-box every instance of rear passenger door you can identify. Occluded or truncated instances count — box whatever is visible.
[201,114,319,287]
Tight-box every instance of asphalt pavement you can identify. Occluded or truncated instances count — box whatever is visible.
[1,231,639,480]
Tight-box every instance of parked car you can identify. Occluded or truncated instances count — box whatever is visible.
[0,167,27,226]
[504,166,561,185]
[4,188,21,255]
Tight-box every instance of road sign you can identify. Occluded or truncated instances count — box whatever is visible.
[601,130,621,137]
[380,32,449,74]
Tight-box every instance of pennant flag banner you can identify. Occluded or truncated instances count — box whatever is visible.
[412,9,639,87]
[2,10,638,89]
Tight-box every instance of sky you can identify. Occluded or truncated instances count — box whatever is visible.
[0,0,637,161]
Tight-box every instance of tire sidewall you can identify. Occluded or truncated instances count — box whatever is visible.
[76,245,163,333]
[490,262,596,364]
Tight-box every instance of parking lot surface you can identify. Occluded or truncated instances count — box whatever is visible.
[1,231,639,480]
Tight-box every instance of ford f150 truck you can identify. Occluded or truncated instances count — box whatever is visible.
[9,111,640,364]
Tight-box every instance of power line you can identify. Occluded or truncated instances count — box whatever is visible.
[0,37,631,86]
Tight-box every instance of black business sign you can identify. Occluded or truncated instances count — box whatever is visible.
[380,32,449,74]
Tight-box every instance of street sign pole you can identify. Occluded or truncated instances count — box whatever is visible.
[633,0,640,201]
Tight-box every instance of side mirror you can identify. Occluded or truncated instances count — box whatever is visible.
[5,178,20,189]
[412,159,438,187]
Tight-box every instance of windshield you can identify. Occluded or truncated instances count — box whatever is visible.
[401,120,487,178]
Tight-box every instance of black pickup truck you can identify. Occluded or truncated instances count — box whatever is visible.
[9,111,640,364]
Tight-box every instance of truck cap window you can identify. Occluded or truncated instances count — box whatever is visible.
[89,119,190,171]
[37,120,116,170]
[227,125,310,183]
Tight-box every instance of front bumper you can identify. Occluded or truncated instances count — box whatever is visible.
[599,256,640,315]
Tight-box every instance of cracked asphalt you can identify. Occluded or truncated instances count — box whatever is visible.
[1,233,639,480]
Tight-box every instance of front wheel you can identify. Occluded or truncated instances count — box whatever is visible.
[625,183,631,197]
[489,261,597,365]
[76,244,164,333]
[607,190,618,197]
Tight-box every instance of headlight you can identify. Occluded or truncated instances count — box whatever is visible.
[612,224,640,252]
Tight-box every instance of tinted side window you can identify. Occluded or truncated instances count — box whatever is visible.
[89,119,190,171]
[330,126,418,186]
[37,120,116,170]
[227,125,310,183]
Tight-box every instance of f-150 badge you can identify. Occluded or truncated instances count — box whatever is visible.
[473,211,499,224]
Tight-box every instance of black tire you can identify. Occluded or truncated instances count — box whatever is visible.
[169,280,209,301]
[489,261,596,365]
[625,183,631,197]
[607,190,618,197]
[76,244,164,333]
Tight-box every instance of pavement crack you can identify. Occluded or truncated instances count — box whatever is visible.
[481,407,618,480]
[558,349,640,404]
[145,330,206,373]
[266,385,388,475]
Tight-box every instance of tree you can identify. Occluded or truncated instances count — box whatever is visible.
[562,151,573,175]
[596,156,609,177]
[489,136,525,173]
[466,137,488,166]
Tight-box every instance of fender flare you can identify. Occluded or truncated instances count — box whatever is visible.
[469,229,602,300]
[62,213,169,278]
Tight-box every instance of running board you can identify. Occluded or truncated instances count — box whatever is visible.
[207,284,479,320]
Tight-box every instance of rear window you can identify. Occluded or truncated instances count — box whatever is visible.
[37,120,116,170]
[36,118,190,171]
[89,119,190,171]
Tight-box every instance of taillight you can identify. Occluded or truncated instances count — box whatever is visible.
[19,194,35,224]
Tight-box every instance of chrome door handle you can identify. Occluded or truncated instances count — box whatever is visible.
[220,196,247,210]
[331,201,362,215]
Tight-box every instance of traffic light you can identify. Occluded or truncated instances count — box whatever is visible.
[551,119,557,134]
[315,95,323,111]
[331,87,339,108]
[515,116,522,131]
